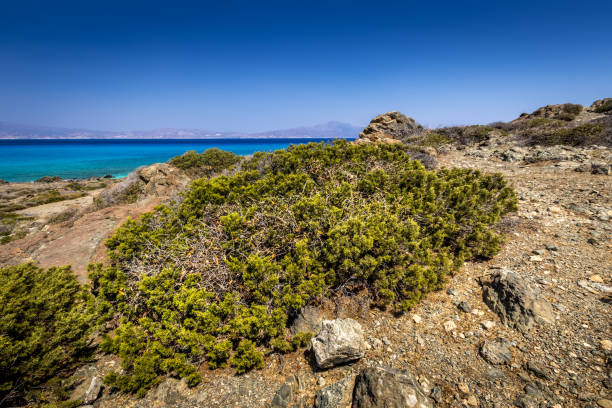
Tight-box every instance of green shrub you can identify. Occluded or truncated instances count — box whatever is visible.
[418,132,451,148]
[527,123,604,146]
[230,339,264,374]
[594,99,612,113]
[0,263,97,405]
[555,103,583,121]
[169,148,242,177]
[93,140,517,395]
[434,125,496,145]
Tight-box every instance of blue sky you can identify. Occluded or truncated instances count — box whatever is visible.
[1,0,611,132]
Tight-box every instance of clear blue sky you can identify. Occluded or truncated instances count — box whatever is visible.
[1,0,611,132]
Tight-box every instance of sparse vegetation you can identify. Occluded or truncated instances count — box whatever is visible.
[525,123,605,146]
[594,99,612,113]
[91,140,517,396]
[555,103,583,121]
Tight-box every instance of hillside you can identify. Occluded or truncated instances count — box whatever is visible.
[0,99,610,408]
[0,121,362,140]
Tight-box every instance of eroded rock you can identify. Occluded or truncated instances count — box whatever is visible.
[481,269,554,332]
[311,319,365,369]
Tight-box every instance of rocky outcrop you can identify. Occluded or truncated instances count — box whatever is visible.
[137,163,191,197]
[94,163,190,208]
[356,111,418,144]
[481,269,554,332]
[352,366,433,408]
[311,319,365,369]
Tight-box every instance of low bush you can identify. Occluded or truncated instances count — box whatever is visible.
[594,99,612,113]
[526,123,605,146]
[92,140,517,396]
[555,103,582,121]
[0,263,97,406]
[169,148,242,177]
[434,125,497,145]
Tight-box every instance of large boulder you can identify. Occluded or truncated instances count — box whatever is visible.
[357,111,418,144]
[311,318,365,369]
[481,269,554,332]
[352,366,433,408]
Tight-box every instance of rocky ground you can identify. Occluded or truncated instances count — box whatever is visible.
[63,136,611,408]
[0,163,189,280]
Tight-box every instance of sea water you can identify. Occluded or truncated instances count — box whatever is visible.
[0,138,344,182]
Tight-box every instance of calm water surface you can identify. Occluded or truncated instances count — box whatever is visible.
[0,138,344,182]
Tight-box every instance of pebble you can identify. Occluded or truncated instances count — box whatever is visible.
[600,340,612,351]
[412,314,422,324]
[318,376,326,387]
[589,274,604,283]
[529,255,544,262]
[532,249,546,255]
[458,382,470,393]
[546,244,558,251]
[466,395,479,406]
[447,288,459,296]
[481,320,496,330]
[457,301,472,313]
[597,399,612,408]
[443,320,457,331]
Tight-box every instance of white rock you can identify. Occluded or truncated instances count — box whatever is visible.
[412,314,422,324]
[311,318,365,369]
[443,320,457,331]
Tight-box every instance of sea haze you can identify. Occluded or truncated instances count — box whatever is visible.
[0,138,347,182]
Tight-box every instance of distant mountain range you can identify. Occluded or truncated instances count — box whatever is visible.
[0,121,362,140]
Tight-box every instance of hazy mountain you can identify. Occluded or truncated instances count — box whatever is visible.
[0,121,361,140]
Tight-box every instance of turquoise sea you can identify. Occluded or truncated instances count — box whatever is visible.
[0,138,344,182]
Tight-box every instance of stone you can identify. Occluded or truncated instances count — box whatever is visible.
[412,314,422,324]
[443,320,457,331]
[481,269,554,332]
[589,274,604,283]
[352,366,433,408]
[600,340,612,351]
[526,361,551,380]
[481,320,496,330]
[467,395,479,406]
[591,163,610,175]
[271,376,303,408]
[485,368,506,381]
[532,249,546,255]
[290,305,324,335]
[82,376,102,404]
[429,386,442,403]
[447,288,459,296]
[314,375,354,408]
[529,255,543,262]
[480,338,512,365]
[311,318,365,369]
[545,244,558,251]
[597,399,612,408]
[458,301,472,313]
